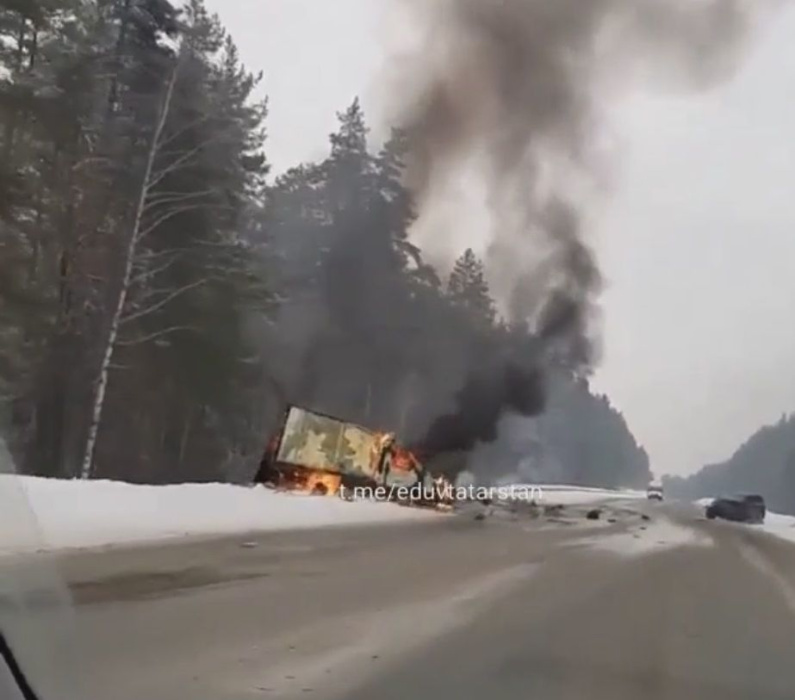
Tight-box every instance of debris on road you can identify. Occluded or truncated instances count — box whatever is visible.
[474,491,658,534]
[579,517,712,557]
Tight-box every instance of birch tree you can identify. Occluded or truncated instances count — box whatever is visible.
[79,50,183,479]
[79,1,270,481]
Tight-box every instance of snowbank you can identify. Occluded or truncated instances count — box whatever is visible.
[0,476,438,555]
[762,513,795,545]
[529,484,646,506]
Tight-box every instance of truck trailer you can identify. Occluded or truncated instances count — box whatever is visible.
[255,405,426,497]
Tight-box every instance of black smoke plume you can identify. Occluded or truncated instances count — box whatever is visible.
[419,361,545,455]
[396,0,762,456]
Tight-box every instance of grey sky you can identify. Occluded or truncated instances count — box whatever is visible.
[206,0,795,477]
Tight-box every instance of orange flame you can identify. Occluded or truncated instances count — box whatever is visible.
[273,466,342,497]
[392,445,421,473]
[303,471,342,496]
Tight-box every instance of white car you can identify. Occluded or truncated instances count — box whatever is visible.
[646,485,664,501]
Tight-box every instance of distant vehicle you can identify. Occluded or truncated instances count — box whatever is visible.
[705,495,766,524]
[646,484,664,501]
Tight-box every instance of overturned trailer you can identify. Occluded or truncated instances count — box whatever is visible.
[254,405,444,505]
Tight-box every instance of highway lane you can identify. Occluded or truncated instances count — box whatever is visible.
[4,500,795,700]
[346,508,795,700]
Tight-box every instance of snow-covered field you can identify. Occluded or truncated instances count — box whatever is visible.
[0,476,438,556]
[695,497,795,546]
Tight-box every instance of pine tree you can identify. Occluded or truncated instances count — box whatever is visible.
[0,0,273,481]
[447,248,496,327]
[263,102,431,428]
[783,450,795,513]
[0,0,96,468]
[18,0,185,478]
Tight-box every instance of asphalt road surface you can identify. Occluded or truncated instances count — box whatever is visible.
[5,499,795,700]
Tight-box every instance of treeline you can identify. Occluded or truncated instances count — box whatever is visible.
[0,0,650,488]
[1,0,269,481]
[664,414,795,515]
[470,377,651,489]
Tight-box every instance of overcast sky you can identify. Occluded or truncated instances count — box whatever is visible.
[206,0,795,477]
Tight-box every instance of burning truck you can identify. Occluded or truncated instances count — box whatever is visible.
[254,405,453,510]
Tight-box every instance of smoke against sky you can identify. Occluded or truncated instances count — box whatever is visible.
[206,0,795,476]
[393,0,763,344]
[386,0,768,455]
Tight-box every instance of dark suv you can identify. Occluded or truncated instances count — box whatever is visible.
[705,495,766,524]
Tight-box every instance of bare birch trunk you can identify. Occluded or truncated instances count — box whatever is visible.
[178,409,193,466]
[79,59,181,480]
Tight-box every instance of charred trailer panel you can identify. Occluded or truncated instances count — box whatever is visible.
[254,404,452,511]
[255,405,392,495]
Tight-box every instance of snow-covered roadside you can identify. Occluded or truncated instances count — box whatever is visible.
[0,476,439,556]
[524,484,647,506]
[762,513,795,545]
[695,497,795,546]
